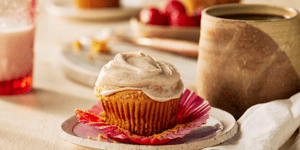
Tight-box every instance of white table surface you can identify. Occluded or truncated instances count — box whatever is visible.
[0,0,299,149]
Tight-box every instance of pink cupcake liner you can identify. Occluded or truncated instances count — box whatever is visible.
[75,88,211,145]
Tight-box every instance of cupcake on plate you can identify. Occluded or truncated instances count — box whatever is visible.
[94,51,184,136]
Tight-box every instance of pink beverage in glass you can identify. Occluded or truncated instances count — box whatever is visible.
[0,0,36,95]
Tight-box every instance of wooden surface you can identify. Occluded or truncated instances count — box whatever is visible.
[0,0,299,149]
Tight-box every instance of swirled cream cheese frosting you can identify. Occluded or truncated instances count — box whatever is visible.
[95,51,184,102]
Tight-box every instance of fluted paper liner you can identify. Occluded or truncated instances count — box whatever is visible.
[100,95,181,136]
[75,89,211,145]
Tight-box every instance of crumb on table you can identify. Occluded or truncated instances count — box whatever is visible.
[87,136,92,140]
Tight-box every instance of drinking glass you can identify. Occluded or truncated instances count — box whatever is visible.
[0,0,37,95]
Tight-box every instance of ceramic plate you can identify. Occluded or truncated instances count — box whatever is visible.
[61,107,238,150]
[45,0,141,20]
[59,29,198,87]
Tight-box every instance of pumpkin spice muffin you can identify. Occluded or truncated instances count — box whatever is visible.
[94,51,184,136]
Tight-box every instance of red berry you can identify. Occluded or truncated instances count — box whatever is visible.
[169,11,200,27]
[191,7,205,25]
[160,0,186,16]
[192,7,205,20]
[139,7,167,25]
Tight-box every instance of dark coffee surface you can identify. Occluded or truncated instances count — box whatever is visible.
[217,13,285,20]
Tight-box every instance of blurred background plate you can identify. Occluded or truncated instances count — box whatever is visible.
[59,28,198,88]
[130,17,201,42]
[45,0,141,20]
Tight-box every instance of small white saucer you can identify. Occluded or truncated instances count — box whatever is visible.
[59,28,198,87]
[45,0,141,20]
[61,107,238,150]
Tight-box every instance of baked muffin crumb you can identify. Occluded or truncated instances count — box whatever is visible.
[98,134,107,141]
[91,40,110,54]
[73,40,82,51]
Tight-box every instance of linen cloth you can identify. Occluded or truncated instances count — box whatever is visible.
[204,92,300,150]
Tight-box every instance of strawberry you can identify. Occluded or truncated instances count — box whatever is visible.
[169,11,200,27]
[139,7,167,25]
[192,7,205,20]
[191,7,205,25]
[160,0,186,16]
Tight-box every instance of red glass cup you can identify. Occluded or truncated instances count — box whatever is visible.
[0,0,37,95]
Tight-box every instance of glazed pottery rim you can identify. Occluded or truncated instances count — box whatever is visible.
[202,4,299,22]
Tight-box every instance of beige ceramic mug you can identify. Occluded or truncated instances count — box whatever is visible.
[197,4,300,119]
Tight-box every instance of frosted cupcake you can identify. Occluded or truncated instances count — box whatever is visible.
[94,51,184,136]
